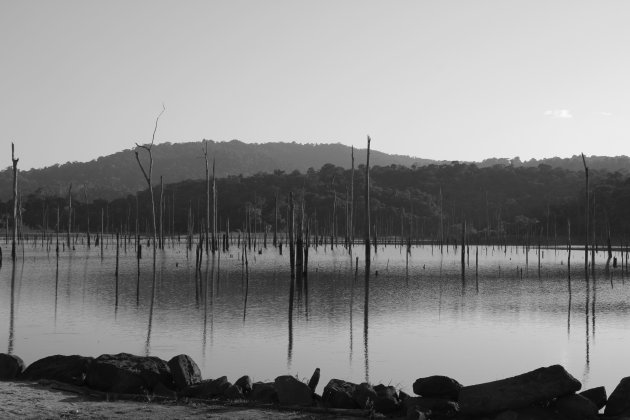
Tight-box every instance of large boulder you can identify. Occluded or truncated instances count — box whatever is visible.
[22,355,93,386]
[86,353,173,394]
[322,379,358,409]
[412,375,463,399]
[552,394,598,420]
[579,386,607,410]
[249,381,278,403]
[494,407,564,420]
[0,354,24,380]
[373,384,400,414]
[458,365,581,416]
[235,375,253,395]
[274,375,313,406]
[605,377,630,417]
[167,354,202,390]
[353,382,377,408]
[224,384,245,400]
[181,376,229,399]
[404,397,459,419]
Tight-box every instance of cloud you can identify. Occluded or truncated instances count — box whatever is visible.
[597,111,613,117]
[544,109,573,119]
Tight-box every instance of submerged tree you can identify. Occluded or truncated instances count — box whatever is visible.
[134,105,165,255]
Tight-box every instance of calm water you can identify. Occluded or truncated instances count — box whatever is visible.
[2,239,629,393]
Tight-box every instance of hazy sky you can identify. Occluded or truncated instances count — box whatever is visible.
[2,1,629,170]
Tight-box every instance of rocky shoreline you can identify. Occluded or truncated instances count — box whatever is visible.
[0,352,628,419]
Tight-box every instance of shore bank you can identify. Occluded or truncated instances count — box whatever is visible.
[1,351,629,419]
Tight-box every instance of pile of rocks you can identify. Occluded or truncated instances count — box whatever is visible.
[2,353,630,419]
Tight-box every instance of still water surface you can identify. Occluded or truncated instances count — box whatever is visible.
[2,240,629,393]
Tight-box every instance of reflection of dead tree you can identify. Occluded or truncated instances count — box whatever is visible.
[134,105,165,256]
[11,143,18,262]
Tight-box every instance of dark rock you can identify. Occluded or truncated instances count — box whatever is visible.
[399,389,411,402]
[494,406,564,420]
[407,409,428,420]
[457,365,581,415]
[413,375,463,399]
[86,353,173,394]
[606,377,630,417]
[181,376,228,399]
[553,393,598,420]
[404,397,459,418]
[579,386,606,410]
[167,354,202,390]
[235,375,253,395]
[373,384,400,414]
[22,354,93,386]
[274,375,313,406]
[0,353,24,380]
[353,382,377,408]
[308,368,320,392]
[153,381,177,399]
[249,381,278,403]
[224,384,245,400]
[322,379,358,409]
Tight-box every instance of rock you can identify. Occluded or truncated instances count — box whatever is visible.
[457,365,581,416]
[0,353,24,380]
[353,382,377,408]
[274,375,313,406]
[413,375,463,399]
[249,382,278,403]
[224,384,245,400]
[235,375,252,395]
[404,397,459,418]
[307,368,320,392]
[579,386,606,410]
[181,376,229,399]
[407,409,428,420]
[497,406,564,420]
[22,355,93,386]
[322,379,358,409]
[398,389,411,401]
[373,384,400,414]
[606,377,630,417]
[167,354,202,390]
[153,381,177,399]
[553,394,598,420]
[86,353,173,394]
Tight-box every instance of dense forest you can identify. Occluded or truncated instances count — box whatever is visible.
[4,161,630,246]
[1,138,629,201]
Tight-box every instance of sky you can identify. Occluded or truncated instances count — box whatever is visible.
[1,0,630,170]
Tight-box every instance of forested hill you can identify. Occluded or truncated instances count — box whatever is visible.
[0,138,628,200]
[0,140,432,200]
[12,161,630,242]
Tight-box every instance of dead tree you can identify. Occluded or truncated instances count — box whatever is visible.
[203,140,210,254]
[134,105,165,255]
[84,184,90,248]
[67,184,72,249]
[581,153,589,277]
[364,136,371,272]
[11,143,18,262]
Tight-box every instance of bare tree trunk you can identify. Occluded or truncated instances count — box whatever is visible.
[67,184,72,249]
[159,176,164,250]
[364,136,371,273]
[84,185,90,248]
[581,153,589,277]
[273,192,278,247]
[203,140,210,254]
[134,105,164,257]
[11,143,18,262]
[289,192,295,280]
[350,146,354,248]
[212,157,217,253]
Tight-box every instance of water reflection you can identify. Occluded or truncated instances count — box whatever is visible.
[3,242,630,394]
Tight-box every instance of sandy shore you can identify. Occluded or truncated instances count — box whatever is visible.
[0,380,349,419]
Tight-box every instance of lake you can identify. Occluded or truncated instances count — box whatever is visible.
[1,237,629,394]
